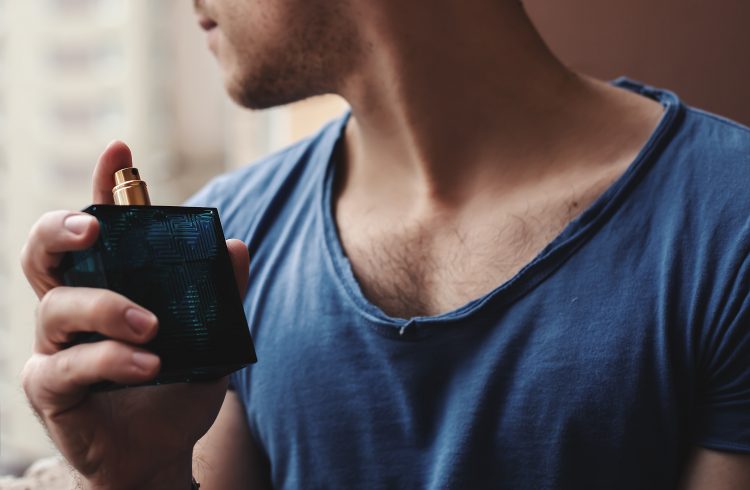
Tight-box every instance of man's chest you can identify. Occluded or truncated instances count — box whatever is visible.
[242,246,689,489]
[337,203,580,318]
[334,166,629,319]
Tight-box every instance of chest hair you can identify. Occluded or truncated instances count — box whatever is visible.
[336,174,618,318]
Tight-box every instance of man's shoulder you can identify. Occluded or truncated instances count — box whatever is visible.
[658,106,750,204]
[185,115,345,233]
[677,107,750,167]
[647,106,750,257]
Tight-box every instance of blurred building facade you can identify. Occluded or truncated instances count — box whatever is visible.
[0,0,345,472]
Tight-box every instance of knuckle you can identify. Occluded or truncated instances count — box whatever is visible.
[87,289,121,321]
[20,212,65,280]
[20,359,36,397]
[57,352,74,380]
[26,217,44,241]
[28,212,56,240]
[20,356,44,412]
[94,341,120,372]
[19,243,32,274]
[36,288,58,322]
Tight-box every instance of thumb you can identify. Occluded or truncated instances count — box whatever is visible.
[226,239,250,297]
[92,140,133,204]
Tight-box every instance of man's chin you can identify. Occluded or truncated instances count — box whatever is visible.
[226,84,283,111]
[225,76,321,111]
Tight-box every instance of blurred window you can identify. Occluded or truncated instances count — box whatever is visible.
[43,155,99,186]
[0,27,4,83]
[49,99,124,134]
[47,0,124,19]
[46,42,123,77]
[0,97,5,160]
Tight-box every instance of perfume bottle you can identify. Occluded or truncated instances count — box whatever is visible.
[60,168,257,389]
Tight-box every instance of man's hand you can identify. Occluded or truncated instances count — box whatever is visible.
[19,141,250,489]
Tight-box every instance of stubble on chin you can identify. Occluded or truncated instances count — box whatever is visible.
[222,5,360,110]
[227,56,329,110]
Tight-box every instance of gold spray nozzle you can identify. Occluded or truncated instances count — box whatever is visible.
[113,168,151,206]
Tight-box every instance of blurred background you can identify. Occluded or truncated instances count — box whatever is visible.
[0,0,348,475]
[0,0,747,477]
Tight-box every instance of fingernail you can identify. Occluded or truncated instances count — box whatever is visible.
[64,215,94,235]
[125,308,157,335]
[132,352,158,371]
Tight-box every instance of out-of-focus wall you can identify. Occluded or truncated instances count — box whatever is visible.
[525,0,750,126]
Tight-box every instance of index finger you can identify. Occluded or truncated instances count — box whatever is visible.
[92,141,133,204]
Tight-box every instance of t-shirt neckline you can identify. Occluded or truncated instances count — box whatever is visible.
[318,78,685,332]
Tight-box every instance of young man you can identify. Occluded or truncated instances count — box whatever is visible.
[19,0,750,488]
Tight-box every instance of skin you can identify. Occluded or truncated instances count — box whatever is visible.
[195,0,361,109]
[21,0,750,487]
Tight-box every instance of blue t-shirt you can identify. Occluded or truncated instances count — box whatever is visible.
[187,80,750,489]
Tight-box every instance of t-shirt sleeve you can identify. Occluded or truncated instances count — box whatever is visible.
[227,371,239,391]
[183,177,246,394]
[182,176,221,208]
[694,263,750,453]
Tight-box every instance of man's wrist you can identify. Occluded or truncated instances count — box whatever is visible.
[80,451,194,490]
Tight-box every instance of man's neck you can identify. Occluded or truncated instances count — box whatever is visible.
[335,1,662,219]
